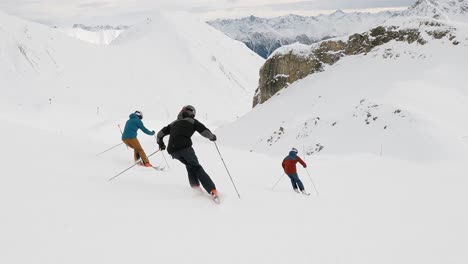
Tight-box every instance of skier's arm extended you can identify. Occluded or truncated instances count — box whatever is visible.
[137,120,155,136]
[297,156,307,168]
[194,120,216,141]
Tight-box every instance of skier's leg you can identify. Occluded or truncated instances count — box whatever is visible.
[290,173,305,191]
[129,138,149,164]
[182,148,216,193]
[172,151,200,187]
[185,166,200,187]
[287,174,299,190]
[123,139,140,161]
[134,150,140,162]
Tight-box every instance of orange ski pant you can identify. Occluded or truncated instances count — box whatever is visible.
[123,138,149,164]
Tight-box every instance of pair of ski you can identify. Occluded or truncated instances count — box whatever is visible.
[149,165,165,171]
[295,189,311,196]
[193,186,220,204]
[135,162,165,171]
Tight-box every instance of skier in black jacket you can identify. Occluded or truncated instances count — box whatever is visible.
[157,105,218,199]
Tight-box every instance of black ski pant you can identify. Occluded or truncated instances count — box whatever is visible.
[170,147,216,193]
[287,173,305,191]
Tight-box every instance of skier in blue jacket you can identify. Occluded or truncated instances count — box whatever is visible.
[122,110,155,167]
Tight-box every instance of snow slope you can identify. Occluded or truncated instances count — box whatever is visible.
[0,10,263,134]
[221,39,468,160]
[1,103,467,264]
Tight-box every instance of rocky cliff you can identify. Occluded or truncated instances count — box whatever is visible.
[253,19,459,107]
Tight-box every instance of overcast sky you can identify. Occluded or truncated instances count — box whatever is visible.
[0,0,415,25]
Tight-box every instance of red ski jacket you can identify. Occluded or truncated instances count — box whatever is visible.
[282,152,307,174]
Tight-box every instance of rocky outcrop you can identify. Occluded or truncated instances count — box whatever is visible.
[253,23,457,107]
[253,53,322,106]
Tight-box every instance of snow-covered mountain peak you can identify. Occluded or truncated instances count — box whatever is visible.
[403,0,468,20]
[55,24,130,45]
[329,10,346,18]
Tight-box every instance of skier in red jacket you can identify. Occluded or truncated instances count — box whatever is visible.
[282,147,310,195]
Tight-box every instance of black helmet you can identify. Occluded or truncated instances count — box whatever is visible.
[182,105,196,117]
[135,110,143,119]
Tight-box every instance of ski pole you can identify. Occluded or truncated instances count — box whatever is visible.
[214,142,241,199]
[154,135,170,169]
[109,150,160,181]
[96,142,125,156]
[272,173,285,190]
[161,151,170,169]
[118,124,128,150]
[304,168,319,196]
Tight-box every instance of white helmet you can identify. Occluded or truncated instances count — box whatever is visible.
[291,147,298,154]
[135,110,143,119]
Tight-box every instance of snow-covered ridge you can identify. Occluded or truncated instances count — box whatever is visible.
[208,11,396,58]
[402,0,468,20]
[72,24,130,31]
[55,24,131,45]
[58,27,124,45]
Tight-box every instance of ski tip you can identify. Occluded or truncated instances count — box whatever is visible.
[211,194,221,204]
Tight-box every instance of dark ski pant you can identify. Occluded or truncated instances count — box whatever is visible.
[170,147,216,193]
[287,173,305,191]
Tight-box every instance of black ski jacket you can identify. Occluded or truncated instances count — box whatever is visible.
[157,113,215,154]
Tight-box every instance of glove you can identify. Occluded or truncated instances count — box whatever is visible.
[210,134,217,142]
[303,165,307,168]
[159,143,166,151]
[152,130,156,135]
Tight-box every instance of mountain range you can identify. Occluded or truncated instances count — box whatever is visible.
[208,10,397,58]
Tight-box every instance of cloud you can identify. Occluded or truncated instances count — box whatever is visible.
[266,0,414,10]
[0,0,416,25]
[77,2,113,9]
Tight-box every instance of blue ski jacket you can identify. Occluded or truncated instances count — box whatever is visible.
[122,113,155,140]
